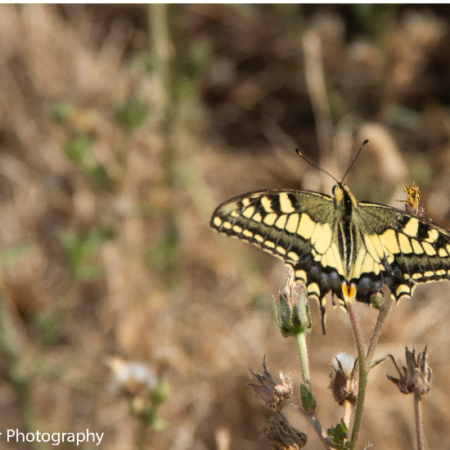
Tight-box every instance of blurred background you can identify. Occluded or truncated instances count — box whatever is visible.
[1,4,450,450]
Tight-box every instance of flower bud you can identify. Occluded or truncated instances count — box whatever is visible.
[273,269,311,337]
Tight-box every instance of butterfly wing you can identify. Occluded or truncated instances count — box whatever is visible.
[354,201,450,303]
[211,189,348,327]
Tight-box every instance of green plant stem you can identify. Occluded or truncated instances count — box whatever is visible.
[414,393,424,450]
[295,312,329,448]
[347,302,367,449]
[295,331,311,390]
[366,288,394,367]
[136,415,151,450]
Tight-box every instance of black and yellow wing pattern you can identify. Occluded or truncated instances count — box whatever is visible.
[210,183,450,325]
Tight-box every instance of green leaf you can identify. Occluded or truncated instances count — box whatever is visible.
[300,382,316,412]
[327,421,349,447]
[370,355,388,369]
[151,381,171,406]
[341,419,348,434]
[0,241,32,267]
[150,417,168,432]
[60,229,107,281]
[52,101,74,124]
[64,134,94,166]
[115,98,149,132]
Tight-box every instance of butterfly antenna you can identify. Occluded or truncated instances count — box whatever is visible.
[295,149,339,184]
[341,139,369,184]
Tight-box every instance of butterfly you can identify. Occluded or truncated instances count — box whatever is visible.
[210,147,450,330]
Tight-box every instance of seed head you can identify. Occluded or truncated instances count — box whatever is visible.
[387,346,432,396]
[329,352,359,406]
[249,358,292,411]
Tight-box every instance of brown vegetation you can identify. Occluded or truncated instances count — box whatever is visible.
[1,4,450,450]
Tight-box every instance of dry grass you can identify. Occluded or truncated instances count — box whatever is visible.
[1,4,450,450]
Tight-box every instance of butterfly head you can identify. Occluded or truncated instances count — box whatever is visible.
[332,183,358,217]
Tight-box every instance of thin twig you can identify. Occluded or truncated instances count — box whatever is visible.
[149,4,179,286]
[296,406,332,449]
[366,287,394,367]
[414,393,424,450]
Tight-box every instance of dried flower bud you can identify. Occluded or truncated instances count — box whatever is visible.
[261,414,307,450]
[329,352,359,406]
[387,346,432,396]
[273,269,311,337]
[249,359,292,411]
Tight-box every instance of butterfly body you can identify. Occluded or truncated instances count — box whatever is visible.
[211,183,450,325]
